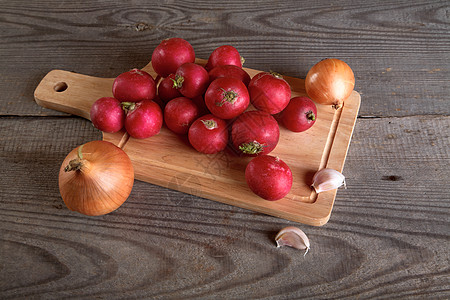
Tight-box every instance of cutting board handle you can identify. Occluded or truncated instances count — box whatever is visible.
[34,70,115,119]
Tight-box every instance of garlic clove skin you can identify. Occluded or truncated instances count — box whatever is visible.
[275,226,310,256]
[311,168,346,193]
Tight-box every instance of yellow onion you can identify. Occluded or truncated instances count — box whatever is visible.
[58,141,134,216]
[305,58,355,109]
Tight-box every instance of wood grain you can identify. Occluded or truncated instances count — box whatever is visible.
[0,116,448,298]
[1,0,449,298]
[0,1,448,117]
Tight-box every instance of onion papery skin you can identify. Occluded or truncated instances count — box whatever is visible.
[58,141,134,216]
[305,58,355,108]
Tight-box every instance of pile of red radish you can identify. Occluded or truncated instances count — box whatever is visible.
[90,38,355,202]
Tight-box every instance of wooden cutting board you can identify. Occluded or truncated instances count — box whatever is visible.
[34,58,360,226]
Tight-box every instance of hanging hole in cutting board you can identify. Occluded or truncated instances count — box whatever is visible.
[54,82,68,92]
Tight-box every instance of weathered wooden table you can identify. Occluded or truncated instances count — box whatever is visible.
[1,1,449,299]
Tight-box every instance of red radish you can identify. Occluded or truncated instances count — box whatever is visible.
[124,100,163,139]
[164,97,200,135]
[205,77,250,120]
[248,72,291,114]
[279,96,317,132]
[158,74,182,104]
[231,110,279,156]
[245,155,293,201]
[206,45,243,70]
[151,38,195,77]
[188,114,228,154]
[112,69,156,102]
[90,97,125,133]
[208,65,251,87]
[172,63,209,98]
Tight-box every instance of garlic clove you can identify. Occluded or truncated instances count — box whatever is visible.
[275,226,310,256]
[311,168,346,193]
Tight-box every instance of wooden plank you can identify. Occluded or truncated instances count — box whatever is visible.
[0,116,448,298]
[34,59,360,225]
[0,1,449,117]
